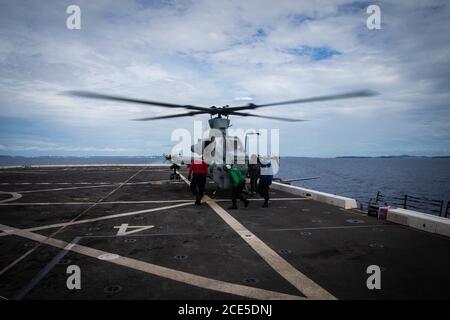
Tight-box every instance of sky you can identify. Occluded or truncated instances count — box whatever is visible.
[0,0,449,157]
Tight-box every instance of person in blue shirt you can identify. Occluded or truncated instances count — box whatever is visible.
[258,156,274,208]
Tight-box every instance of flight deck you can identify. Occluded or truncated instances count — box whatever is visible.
[0,165,449,300]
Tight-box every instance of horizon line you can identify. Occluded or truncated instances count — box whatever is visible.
[1,154,450,159]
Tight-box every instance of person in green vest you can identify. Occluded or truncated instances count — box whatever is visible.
[225,164,250,210]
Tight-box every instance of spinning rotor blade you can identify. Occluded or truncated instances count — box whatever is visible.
[229,89,379,111]
[229,111,307,122]
[132,110,209,121]
[65,91,210,112]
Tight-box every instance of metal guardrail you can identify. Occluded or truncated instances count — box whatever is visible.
[368,191,449,218]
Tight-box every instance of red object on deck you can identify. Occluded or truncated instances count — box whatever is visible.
[378,207,389,220]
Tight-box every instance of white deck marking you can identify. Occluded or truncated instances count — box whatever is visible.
[85,232,197,238]
[12,180,175,193]
[180,173,336,300]
[267,225,393,232]
[0,167,148,275]
[0,200,193,206]
[205,197,336,300]
[241,197,308,201]
[0,191,22,203]
[19,184,118,193]
[114,224,155,236]
[0,198,307,206]
[0,171,48,174]
[0,224,303,300]
[98,253,120,260]
[0,202,192,237]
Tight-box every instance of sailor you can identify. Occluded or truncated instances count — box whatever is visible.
[258,156,275,208]
[247,154,260,195]
[225,164,250,210]
[188,157,208,205]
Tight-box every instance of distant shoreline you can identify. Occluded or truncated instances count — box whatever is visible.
[1,154,449,167]
[334,155,450,159]
[1,155,449,159]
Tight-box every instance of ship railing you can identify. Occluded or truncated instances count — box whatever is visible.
[368,191,449,218]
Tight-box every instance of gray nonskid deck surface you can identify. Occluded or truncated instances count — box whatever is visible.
[0,166,449,300]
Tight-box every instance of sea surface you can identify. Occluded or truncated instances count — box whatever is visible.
[278,157,450,215]
[1,156,449,215]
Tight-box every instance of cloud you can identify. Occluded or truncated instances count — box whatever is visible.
[0,0,449,157]
[234,97,254,101]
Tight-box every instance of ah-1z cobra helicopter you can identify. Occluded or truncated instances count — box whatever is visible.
[67,89,378,189]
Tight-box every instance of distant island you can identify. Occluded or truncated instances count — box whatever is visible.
[336,155,450,159]
[0,155,164,166]
[1,154,450,166]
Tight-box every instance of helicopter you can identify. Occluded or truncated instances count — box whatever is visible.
[66,89,379,189]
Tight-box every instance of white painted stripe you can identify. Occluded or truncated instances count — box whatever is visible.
[19,184,118,193]
[85,232,197,238]
[15,180,177,193]
[179,173,336,300]
[206,198,336,300]
[0,171,48,174]
[0,224,303,300]
[266,224,393,232]
[0,198,306,206]
[114,224,154,236]
[2,180,174,186]
[0,202,193,237]
[1,168,147,274]
[0,191,22,203]
[0,200,191,206]
[230,198,308,202]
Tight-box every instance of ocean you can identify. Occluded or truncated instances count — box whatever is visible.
[1,156,449,215]
[278,157,450,215]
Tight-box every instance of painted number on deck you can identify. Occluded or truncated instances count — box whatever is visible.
[114,224,154,236]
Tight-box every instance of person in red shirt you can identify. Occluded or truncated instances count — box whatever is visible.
[188,157,208,205]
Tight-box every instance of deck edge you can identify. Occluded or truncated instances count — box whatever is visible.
[270,182,358,209]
